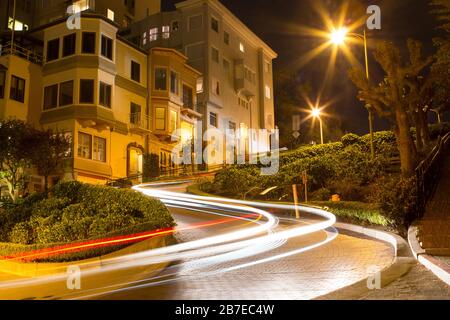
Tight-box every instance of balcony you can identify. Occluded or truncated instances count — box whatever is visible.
[130,112,151,134]
[234,59,256,98]
[0,42,43,65]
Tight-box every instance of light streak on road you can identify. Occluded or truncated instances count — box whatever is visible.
[0,182,337,300]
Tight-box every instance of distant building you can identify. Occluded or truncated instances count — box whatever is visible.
[127,0,277,156]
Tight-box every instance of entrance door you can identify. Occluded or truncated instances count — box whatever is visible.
[128,147,143,180]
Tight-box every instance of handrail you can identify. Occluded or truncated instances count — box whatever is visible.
[0,42,43,65]
[415,132,450,219]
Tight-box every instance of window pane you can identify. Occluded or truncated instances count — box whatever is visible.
[224,32,230,45]
[182,85,193,108]
[10,75,25,102]
[211,18,219,32]
[44,84,58,110]
[0,72,5,99]
[63,33,76,57]
[77,132,92,159]
[130,103,141,124]
[47,38,59,61]
[82,32,96,54]
[99,82,111,108]
[155,107,166,130]
[170,110,177,133]
[80,79,94,104]
[155,68,167,90]
[59,80,73,106]
[211,47,219,63]
[170,71,178,94]
[210,112,218,127]
[101,35,113,60]
[93,136,106,162]
[131,61,140,82]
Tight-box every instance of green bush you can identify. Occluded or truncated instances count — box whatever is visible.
[310,188,332,201]
[1,182,174,247]
[373,176,418,233]
[341,133,360,147]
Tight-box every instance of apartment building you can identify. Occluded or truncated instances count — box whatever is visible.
[127,0,278,156]
[1,0,161,32]
[0,12,201,187]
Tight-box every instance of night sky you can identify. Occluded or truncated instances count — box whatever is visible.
[162,0,440,135]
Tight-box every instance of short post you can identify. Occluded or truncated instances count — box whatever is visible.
[292,184,300,219]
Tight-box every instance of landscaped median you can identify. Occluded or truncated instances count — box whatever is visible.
[0,181,175,276]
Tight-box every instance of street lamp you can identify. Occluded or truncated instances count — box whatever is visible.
[311,108,324,145]
[329,27,375,160]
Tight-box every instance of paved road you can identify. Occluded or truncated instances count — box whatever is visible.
[101,184,394,300]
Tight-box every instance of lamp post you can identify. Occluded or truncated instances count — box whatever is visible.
[312,108,324,145]
[330,28,375,160]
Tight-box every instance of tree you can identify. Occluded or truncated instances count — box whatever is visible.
[29,130,70,192]
[0,120,36,202]
[349,40,433,177]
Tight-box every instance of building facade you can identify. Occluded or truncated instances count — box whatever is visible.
[128,0,277,157]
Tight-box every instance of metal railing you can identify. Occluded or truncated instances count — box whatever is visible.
[130,112,150,131]
[0,42,43,65]
[415,132,450,219]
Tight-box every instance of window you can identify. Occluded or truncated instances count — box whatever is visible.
[162,26,170,39]
[210,112,218,128]
[131,61,141,82]
[224,31,230,45]
[223,59,230,79]
[82,32,96,54]
[142,32,147,45]
[0,71,5,99]
[265,61,271,73]
[186,43,204,61]
[213,79,220,96]
[182,85,193,108]
[155,68,167,91]
[211,17,219,32]
[8,17,28,31]
[189,15,203,31]
[59,80,74,107]
[99,82,112,108]
[170,71,178,94]
[10,75,25,102]
[239,42,245,53]
[101,35,113,60]
[130,103,142,124]
[107,9,115,21]
[79,79,94,104]
[43,84,58,110]
[155,107,166,130]
[265,85,271,99]
[196,77,204,94]
[172,21,179,32]
[211,47,219,63]
[78,132,92,160]
[63,33,76,57]
[229,121,236,131]
[93,136,106,162]
[149,28,158,42]
[170,110,177,133]
[47,38,59,62]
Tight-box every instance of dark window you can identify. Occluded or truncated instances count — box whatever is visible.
[47,38,59,62]
[82,32,96,54]
[59,80,74,107]
[99,82,111,108]
[0,71,5,99]
[79,79,94,104]
[10,75,25,102]
[224,32,230,45]
[101,35,113,60]
[130,102,141,124]
[63,33,76,57]
[211,17,219,32]
[172,20,179,32]
[170,71,178,94]
[131,61,140,82]
[78,132,92,160]
[182,85,193,108]
[155,68,167,91]
[43,84,58,110]
[210,112,218,128]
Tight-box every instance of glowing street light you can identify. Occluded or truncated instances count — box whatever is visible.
[328,26,375,160]
[311,108,324,145]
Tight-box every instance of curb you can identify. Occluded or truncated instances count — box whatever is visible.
[0,235,175,278]
[315,222,416,300]
[408,224,450,286]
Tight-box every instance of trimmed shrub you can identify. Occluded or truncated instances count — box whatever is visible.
[341,133,360,147]
[311,188,332,201]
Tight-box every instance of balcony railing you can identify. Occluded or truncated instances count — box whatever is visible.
[0,42,43,65]
[130,112,150,132]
